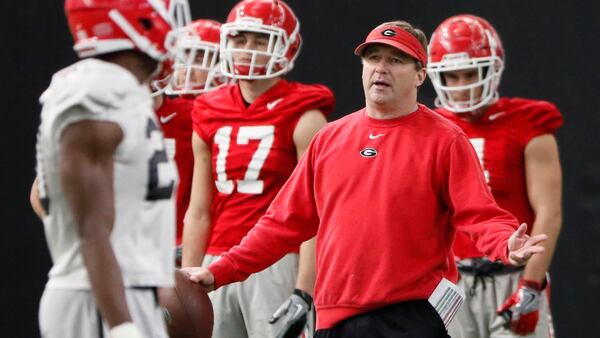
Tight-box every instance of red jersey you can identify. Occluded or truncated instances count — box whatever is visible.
[208,105,519,329]
[156,95,195,245]
[435,97,563,259]
[192,79,335,254]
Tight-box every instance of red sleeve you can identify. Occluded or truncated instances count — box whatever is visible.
[291,84,336,117]
[305,84,335,117]
[208,137,321,287]
[519,101,564,146]
[444,134,519,264]
[191,95,211,143]
[286,84,336,138]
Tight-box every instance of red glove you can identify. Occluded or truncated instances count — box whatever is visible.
[497,278,545,335]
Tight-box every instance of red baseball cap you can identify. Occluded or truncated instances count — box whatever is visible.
[354,24,427,66]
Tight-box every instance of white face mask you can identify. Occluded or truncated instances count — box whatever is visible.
[219,18,301,80]
[427,30,504,113]
[166,27,227,95]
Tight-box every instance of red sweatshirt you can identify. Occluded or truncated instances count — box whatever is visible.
[208,105,519,329]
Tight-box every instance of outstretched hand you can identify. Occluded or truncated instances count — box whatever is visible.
[180,267,216,292]
[507,223,547,266]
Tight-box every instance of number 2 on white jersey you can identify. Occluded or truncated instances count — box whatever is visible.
[469,138,490,186]
[214,125,275,194]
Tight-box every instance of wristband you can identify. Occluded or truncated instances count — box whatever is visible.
[293,288,313,310]
[521,278,546,291]
[109,322,143,338]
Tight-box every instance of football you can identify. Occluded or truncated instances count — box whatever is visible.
[158,269,214,338]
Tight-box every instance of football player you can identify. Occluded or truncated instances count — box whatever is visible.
[34,0,188,337]
[181,0,335,337]
[428,14,563,338]
[154,19,226,266]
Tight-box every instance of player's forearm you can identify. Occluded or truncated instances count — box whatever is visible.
[295,237,316,295]
[63,166,131,327]
[181,214,211,268]
[523,210,562,283]
[80,234,132,327]
[522,133,562,282]
[59,119,128,328]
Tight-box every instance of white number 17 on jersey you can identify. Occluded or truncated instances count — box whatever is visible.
[469,138,490,186]
[214,125,275,194]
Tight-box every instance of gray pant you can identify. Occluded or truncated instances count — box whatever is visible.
[448,270,554,338]
[39,287,168,338]
[203,253,300,338]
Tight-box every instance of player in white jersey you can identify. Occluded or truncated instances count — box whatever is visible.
[34,1,189,337]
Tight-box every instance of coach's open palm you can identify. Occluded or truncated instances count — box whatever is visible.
[181,267,215,292]
[507,223,547,266]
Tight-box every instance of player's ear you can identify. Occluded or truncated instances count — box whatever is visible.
[415,66,426,87]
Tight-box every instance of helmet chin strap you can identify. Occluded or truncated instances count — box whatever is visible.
[149,63,164,84]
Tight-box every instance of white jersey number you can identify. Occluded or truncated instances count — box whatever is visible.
[469,138,491,187]
[214,125,275,194]
[146,118,175,200]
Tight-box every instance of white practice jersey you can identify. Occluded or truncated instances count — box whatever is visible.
[35,59,177,289]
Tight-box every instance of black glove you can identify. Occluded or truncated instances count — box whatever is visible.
[269,288,313,338]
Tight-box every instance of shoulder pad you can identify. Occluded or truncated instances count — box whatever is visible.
[285,82,336,117]
[40,59,141,115]
[518,99,563,133]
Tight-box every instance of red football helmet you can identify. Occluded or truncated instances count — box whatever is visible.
[167,19,228,95]
[65,0,189,63]
[427,14,505,113]
[220,0,302,79]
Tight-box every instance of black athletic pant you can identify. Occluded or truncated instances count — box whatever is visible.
[314,300,450,338]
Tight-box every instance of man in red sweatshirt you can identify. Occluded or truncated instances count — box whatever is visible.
[182,20,547,338]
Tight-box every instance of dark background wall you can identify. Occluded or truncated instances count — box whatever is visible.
[2,1,598,337]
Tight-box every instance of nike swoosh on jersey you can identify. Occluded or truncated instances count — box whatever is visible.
[160,112,177,124]
[488,111,506,121]
[369,133,385,139]
[267,98,284,110]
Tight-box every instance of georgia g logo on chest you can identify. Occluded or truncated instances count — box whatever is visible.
[213,125,275,194]
[359,147,378,158]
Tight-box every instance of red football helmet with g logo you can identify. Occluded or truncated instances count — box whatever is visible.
[65,0,189,63]
[220,0,302,79]
[168,19,228,95]
[427,14,505,113]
